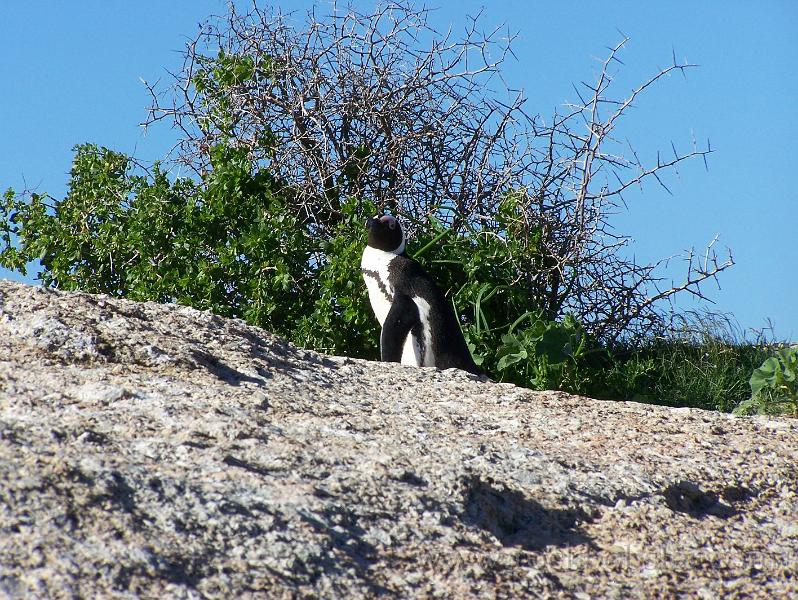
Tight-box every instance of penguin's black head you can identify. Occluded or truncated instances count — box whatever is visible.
[366,214,405,254]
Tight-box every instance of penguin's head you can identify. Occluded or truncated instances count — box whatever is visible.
[365,214,405,254]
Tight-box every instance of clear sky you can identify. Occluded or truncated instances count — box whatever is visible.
[2,1,796,340]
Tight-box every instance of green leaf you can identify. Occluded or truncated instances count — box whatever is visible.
[750,357,781,396]
[538,326,571,363]
[497,349,527,371]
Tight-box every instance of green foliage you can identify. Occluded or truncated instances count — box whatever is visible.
[580,313,775,412]
[406,194,542,367]
[192,50,262,140]
[734,346,798,416]
[493,313,591,392]
[1,143,314,341]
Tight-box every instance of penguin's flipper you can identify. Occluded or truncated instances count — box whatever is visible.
[380,292,420,362]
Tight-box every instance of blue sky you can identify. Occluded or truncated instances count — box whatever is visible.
[2,1,796,340]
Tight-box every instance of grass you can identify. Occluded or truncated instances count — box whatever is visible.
[586,312,780,413]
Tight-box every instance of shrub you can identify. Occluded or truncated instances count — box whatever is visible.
[2,143,314,343]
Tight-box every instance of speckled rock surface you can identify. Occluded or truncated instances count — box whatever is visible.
[0,279,796,599]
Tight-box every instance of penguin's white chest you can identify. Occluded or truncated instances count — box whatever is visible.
[360,247,395,326]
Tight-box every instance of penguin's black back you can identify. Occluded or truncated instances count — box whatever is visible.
[387,254,481,375]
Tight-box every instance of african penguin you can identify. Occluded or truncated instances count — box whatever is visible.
[360,215,482,375]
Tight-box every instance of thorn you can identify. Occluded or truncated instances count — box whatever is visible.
[653,171,673,196]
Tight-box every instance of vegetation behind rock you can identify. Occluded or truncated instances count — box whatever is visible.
[1,2,787,413]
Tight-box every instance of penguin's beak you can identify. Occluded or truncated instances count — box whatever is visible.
[366,217,380,230]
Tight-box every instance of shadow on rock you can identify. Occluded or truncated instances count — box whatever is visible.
[190,349,267,386]
[461,476,593,550]
[662,480,740,519]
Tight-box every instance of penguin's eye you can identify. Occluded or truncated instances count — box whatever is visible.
[388,221,396,230]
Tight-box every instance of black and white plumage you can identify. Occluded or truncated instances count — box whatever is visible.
[360,215,481,375]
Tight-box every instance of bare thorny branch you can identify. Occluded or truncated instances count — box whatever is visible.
[142,0,733,343]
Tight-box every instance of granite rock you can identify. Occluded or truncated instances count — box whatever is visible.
[0,279,796,598]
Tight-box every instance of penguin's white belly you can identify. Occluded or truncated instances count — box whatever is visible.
[400,333,422,366]
[411,297,434,367]
[394,298,433,367]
